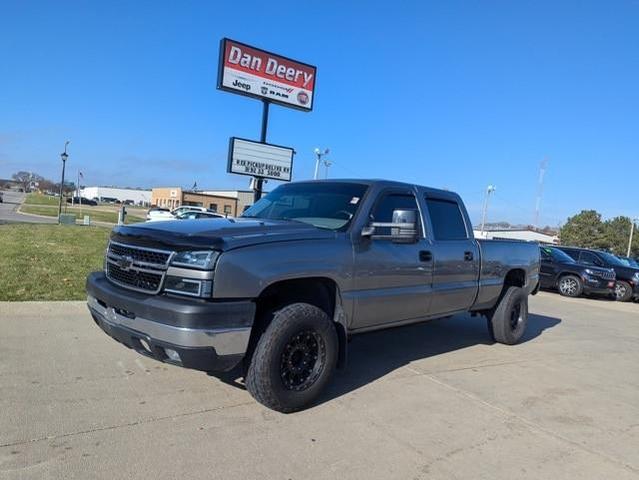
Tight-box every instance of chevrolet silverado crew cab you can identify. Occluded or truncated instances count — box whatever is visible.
[87,180,540,412]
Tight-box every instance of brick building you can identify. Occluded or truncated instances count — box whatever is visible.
[151,188,250,216]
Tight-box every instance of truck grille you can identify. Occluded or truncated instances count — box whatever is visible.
[105,241,174,293]
[601,270,616,281]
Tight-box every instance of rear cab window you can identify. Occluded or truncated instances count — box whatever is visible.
[424,197,468,240]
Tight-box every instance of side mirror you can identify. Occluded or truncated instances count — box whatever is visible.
[361,209,418,243]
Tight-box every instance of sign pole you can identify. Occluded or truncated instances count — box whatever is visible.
[254,100,270,203]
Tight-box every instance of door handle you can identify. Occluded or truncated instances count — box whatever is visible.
[464,251,474,261]
[419,250,433,262]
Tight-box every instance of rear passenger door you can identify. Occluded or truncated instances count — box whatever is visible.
[424,195,480,317]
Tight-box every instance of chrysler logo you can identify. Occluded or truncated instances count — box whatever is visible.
[117,255,134,271]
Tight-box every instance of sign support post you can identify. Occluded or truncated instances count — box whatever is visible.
[254,100,270,202]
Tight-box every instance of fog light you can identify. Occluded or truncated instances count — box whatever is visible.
[164,276,207,297]
[139,339,151,352]
[164,348,181,362]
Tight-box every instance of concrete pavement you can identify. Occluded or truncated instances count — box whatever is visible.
[0,190,56,224]
[1,293,638,479]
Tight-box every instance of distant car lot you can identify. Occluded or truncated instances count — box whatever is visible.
[2,292,638,479]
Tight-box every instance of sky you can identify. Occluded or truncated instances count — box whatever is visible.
[1,0,638,227]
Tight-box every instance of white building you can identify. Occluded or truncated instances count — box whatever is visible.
[473,228,558,244]
[80,186,152,206]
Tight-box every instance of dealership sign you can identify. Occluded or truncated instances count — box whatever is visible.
[227,137,294,181]
[217,38,316,111]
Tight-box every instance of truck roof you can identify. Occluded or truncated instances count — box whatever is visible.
[293,179,460,200]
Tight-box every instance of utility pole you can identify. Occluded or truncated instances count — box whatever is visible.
[313,148,329,180]
[57,141,70,222]
[628,218,637,257]
[480,184,496,237]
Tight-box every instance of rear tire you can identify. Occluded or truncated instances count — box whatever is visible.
[614,281,633,302]
[488,286,528,345]
[245,303,338,413]
[557,275,583,298]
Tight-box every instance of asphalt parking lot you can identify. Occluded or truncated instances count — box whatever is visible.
[0,191,55,224]
[1,292,638,480]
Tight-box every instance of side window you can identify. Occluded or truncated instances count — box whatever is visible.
[371,193,420,238]
[561,249,578,261]
[425,197,468,240]
[540,248,551,261]
[580,252,601,266]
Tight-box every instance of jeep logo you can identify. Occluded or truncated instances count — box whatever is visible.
[232,79,251,91]
[117,255,134,271]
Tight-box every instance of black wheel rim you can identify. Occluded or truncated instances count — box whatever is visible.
[509,301,523,331]
[280,330,326,391]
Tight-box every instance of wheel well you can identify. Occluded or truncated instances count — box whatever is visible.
[503,269,526,289]
[255,277,337,320]
[244,277,347,371]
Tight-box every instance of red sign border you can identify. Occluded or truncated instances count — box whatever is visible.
[217,38,317,112]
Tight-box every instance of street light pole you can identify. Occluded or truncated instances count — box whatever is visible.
[323,160,332,179]
[627,218,637,257]
[313,148,329,180]
[57,141,70,222]
[480,185,496,237]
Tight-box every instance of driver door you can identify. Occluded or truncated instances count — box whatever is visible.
[350,189,433,330]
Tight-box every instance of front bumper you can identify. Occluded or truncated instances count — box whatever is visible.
[86,272,255,372]
[582,276,615,296]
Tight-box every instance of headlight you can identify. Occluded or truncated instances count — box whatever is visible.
[584,268,597,276]
[171,250,219,270]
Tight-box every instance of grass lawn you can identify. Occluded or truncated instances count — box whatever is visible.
[0,224,111,301]
[20,203,144,224]
[23,193,60,206]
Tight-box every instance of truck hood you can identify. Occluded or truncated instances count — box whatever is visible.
[110,218,336,251]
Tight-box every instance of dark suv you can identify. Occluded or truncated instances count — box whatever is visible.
[556,246,639,302]
[539,246,615,298]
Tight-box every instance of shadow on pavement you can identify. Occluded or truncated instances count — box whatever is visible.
[319,312,560,405]
[214,312,561,404]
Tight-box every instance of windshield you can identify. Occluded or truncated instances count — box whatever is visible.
[242,182,368,231]
[598,251,625,266]
[542,247,575,263]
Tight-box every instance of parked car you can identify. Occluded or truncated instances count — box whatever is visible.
[556,246,639,302]
[539,246,615,298]
[146,206,212,222]
[66,196,98,206]
[87,179,540,412]
[175,211,225,220]
[146,207,173,222]
[171,206,208,216]
[617,256,639,268]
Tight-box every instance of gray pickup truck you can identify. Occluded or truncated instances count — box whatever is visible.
[87,180,540,412]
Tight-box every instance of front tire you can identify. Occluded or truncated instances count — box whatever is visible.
[488,286,528,345]
[614,281,633,302]
[557,275,583,298]
[245,303,338,413]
